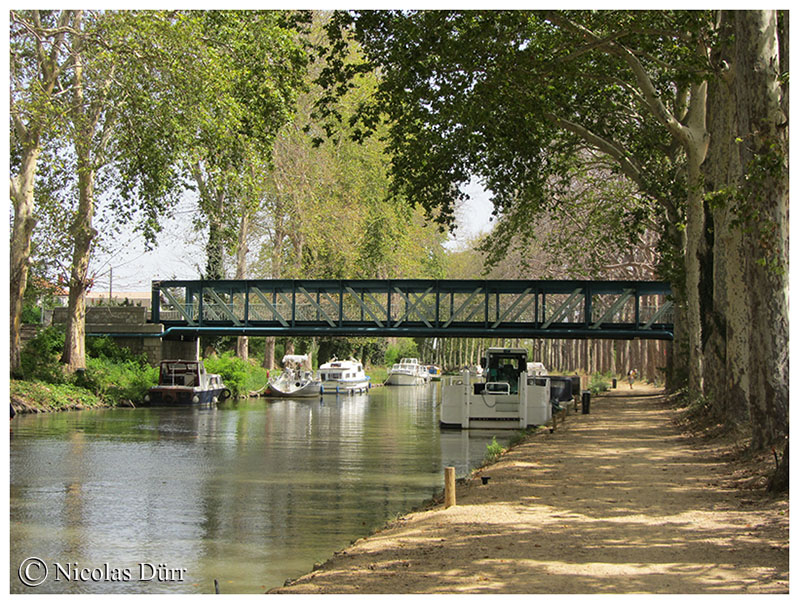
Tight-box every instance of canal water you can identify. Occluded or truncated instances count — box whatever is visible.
[10,384,508,594]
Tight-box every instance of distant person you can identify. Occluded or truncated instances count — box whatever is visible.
[627,369,637,389]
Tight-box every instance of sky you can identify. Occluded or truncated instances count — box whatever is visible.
[88,179,496,294]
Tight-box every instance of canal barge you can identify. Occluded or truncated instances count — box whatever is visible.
[385,357,429,386]
[145,360,231,405]
[267,354,322,398]
[319,358,371,394]
[440,347,552,429]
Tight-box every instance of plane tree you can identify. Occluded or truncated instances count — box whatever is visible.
[10,10,75,373]
[11,10,231,372]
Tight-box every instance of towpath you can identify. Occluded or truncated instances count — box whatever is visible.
[272,385,788,593]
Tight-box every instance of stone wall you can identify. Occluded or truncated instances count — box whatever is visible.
[52,306,148,325]
[51,306,197,364]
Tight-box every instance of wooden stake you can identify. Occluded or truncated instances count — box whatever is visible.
[444,466,456,508]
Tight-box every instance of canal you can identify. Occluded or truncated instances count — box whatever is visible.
[10,384,508,594]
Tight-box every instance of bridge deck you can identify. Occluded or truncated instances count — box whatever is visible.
[151,279,673,340]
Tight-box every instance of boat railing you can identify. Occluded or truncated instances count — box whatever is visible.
[485,382,511,395]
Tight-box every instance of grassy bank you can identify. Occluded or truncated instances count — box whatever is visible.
[11,379,107,413]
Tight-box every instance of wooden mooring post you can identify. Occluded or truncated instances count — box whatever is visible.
[444,466,456,508]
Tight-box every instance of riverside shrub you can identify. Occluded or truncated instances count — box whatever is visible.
[80,358,158,405]
[203,353,250,398]
[17,325,67,382]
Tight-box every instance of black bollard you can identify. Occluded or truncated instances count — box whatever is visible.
[581,390,591,414]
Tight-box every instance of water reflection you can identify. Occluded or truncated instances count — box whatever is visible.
[10,384,507,594]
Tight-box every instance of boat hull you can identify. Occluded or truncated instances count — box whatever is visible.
[385,372,425,386]
[321,380,370,394]
[266,381,322,398]
[147,386,230,405]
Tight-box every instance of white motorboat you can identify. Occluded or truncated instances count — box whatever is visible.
[267,354,321,398]
[385,357,429,386]
[318,357,371,394]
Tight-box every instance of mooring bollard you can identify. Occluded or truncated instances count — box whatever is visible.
[582,390,591,414]
[444,466,456,508]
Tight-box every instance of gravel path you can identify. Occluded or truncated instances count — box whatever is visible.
[271,385,789,593]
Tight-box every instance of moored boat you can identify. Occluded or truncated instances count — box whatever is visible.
[440,348,551,429]
[267,354,321,398]
[145,360,231,405]
[385,357,429,386]
[319,357,371,394]
[426,365,442,381]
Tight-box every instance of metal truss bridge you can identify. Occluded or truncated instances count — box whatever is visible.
[150,279,673,340]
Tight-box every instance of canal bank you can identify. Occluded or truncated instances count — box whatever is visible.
[10,379,120,414]
[272,385,789,594]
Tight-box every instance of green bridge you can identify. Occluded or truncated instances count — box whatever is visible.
[150,279,674,341]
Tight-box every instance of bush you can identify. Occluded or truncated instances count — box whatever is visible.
[384,338,419,366]
[18,327,158,405]
[384,344,401,366]
[17,325,67,382]
[588,373,611,395]
[86,335,147,365]
[202,353,252,398]
[79,358,159,405]
[484,436,504,464]
[21,303,42,324]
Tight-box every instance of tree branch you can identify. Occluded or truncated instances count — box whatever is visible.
[546,12,693,148]
[544,112,645,190]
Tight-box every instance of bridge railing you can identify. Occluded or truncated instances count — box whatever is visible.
[151,279,673,340]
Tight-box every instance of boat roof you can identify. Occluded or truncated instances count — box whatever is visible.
[320,357,361,368]
[282,354,309,364]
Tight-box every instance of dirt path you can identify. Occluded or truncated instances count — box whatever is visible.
[272,385,788,593]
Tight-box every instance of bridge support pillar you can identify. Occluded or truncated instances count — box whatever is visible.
[161,334,199,362]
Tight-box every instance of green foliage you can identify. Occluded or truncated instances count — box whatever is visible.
[11,380,103,411]
[316,10,716,283]
[202,353,252,398]
[21,303,42,325]
[86,335,147,365]
[384,338,419,366]
[17,326,157,405]
[588,372,612,395]
[366,365,388,384]
[17,325,67,382]
[384,345,401,366]
[78,358,159,405]
[484,436,504,464]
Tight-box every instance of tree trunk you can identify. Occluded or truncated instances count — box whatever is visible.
[767,439,789,493]
[61,147,96,372]
[683,147,707,401]
[61,15,99,373]
[205,191,226,280]
[705,15,751,424]
[733,10,789,449]
[235,211,250,361]
[263,336,275,369]
[9,146,40,374]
